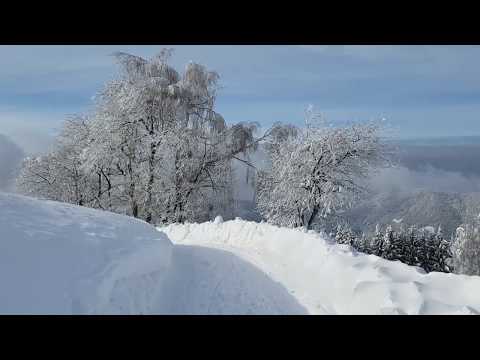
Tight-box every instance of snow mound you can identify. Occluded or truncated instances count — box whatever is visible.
[0,193,172,314]
[161,219,480,315]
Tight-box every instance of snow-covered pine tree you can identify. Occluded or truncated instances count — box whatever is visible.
[382,225,394,260]
[391,225,407,263]
[414,227,429,269]
[406,225,420,267]
[339,222,453,273]
[334,223,356,246]
[423,230,437,272]
[355,232,369,253]
[369,224,384,256]
[434,225,452,273]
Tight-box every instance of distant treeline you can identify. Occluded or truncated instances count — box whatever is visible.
[333,221,480,276]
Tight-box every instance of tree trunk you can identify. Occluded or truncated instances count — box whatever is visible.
[306,206,319,231]
[144,141,156,223]
[127,157,138,218]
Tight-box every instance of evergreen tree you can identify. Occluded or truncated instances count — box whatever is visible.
[370,224,384,256]
[406,225,419,266]
[382,225,394,260]
[435,225,452,273]
[423,230,437,272]
[357,233,370,254]
[392,225,407,263]
[340,222,453,274]
[335,223,356,246]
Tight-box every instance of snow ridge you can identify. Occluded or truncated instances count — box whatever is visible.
[161,219,480,315]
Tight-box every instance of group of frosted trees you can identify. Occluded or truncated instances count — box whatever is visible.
[18,49,389,229]
[16,49,480,276]
[251,107,480,275]
[333,221,480,275]
[335,223,452,273]
[17,50,260,225]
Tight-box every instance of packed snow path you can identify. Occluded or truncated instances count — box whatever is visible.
[156,245,306,314]
[161,217,480,315]
[2,193,480,314]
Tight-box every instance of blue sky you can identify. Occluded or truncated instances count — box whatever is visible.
[1,45,480,153]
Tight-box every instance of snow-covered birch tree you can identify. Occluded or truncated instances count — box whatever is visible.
[256,109,390,230]
[19,49,264,225]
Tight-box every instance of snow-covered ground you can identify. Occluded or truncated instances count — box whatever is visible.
[2,193,480,314]
[161,217,480,315]
[0,193,173,314]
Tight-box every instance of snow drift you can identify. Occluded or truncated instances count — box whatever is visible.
[161,219,480,315]
[0,193,173,314]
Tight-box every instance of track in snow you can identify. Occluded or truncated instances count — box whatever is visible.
[154,245,307,315]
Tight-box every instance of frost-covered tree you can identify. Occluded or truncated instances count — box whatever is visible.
[355,232,371,253]
[18,49,264,225]
[17,116,94,205]
[381,225,395,259]
[17,155,59,201]
[451,224,480,276]
[256,109,389,230]
[338,222,453,273]
[435,225,452,273]
[403,225,419,266]
[335,223,356,246]
[369,224,384,256]
[82,50,263,224]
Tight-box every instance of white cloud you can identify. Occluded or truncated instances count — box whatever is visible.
[369,165,480,194]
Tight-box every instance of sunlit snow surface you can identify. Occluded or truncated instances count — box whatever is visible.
[0,193,172,314]
[1,193,480,314]
[161,220,480,315]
